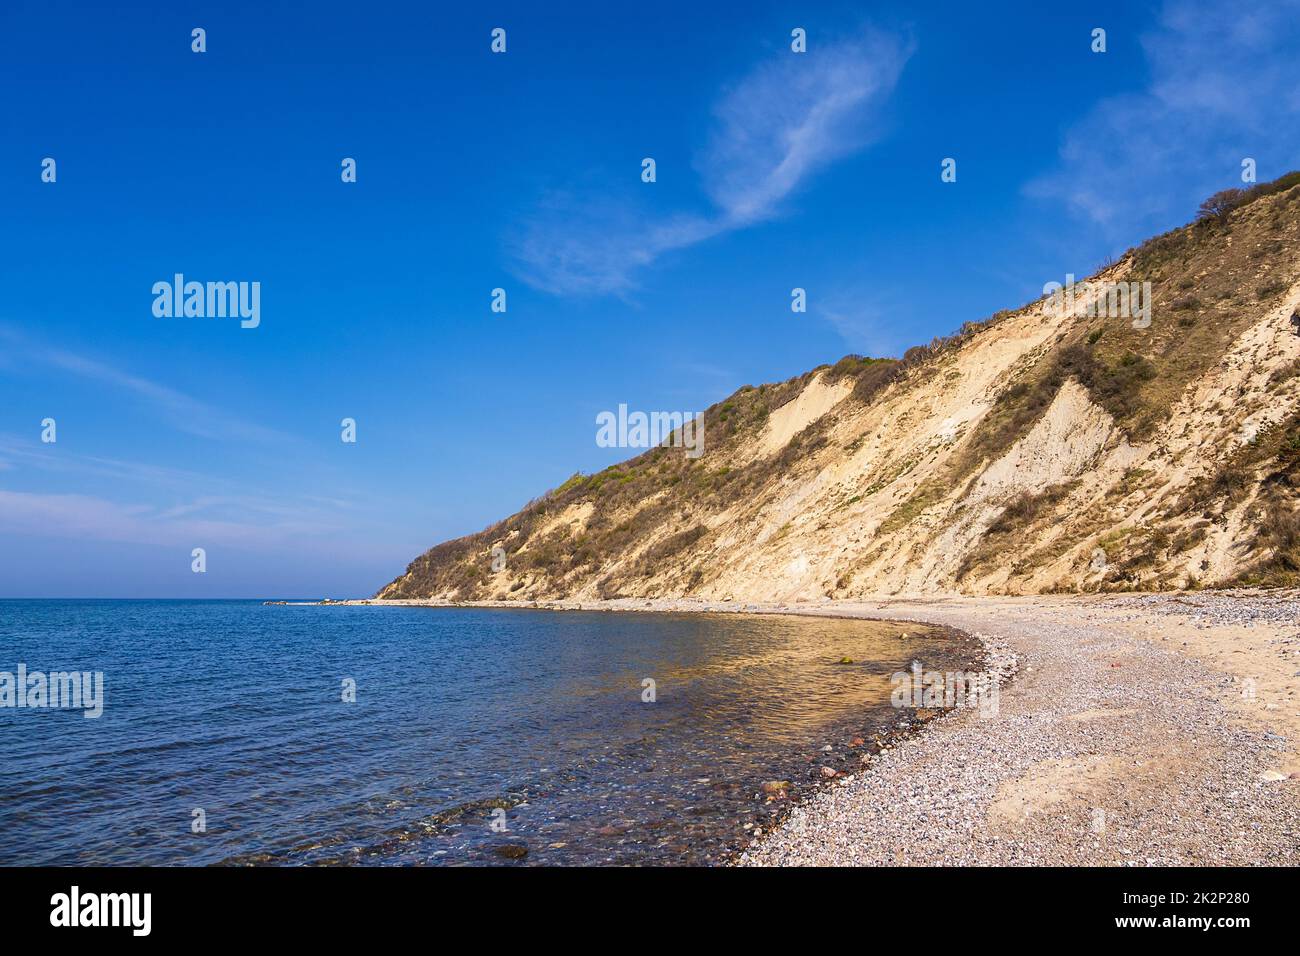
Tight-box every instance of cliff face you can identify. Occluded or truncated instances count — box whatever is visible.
[381,175,1300,601]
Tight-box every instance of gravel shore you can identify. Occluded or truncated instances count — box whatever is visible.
[342,591,1300,866]
[738,592,1300,866]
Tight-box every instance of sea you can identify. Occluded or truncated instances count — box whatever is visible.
[0,600,978,865]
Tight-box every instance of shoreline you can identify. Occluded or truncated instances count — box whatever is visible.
[321,591,1300,865]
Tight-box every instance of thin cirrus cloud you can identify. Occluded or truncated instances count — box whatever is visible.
[511,29,914,297]
[0,488,347,551]
[819,288,911,359]
[0,324,289,445]
[1027,0,1300,238]
[0,433,397,559]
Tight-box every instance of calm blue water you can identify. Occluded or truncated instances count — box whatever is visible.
[0,601,976,865]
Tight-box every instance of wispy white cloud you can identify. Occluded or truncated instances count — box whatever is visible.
[0,488,344,551]
[698,32,910,225]
[512,196,720,298]
[0,324,290,444]
[1028,0,1300,236]
[512,29,913,297]
[0,436,207,487]
[0,435,411,563]
[818,286,913,359]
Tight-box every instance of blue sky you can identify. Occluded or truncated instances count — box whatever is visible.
[1,0,1298,597]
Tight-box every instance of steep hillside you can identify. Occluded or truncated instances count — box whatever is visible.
[381,174,1300,601]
